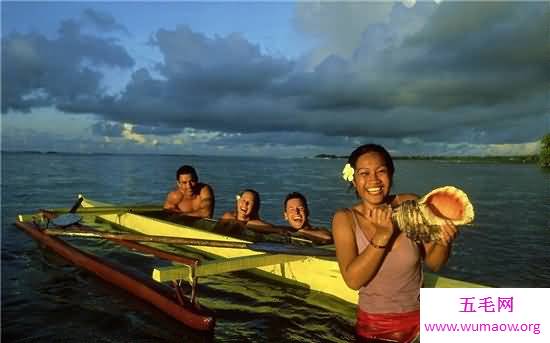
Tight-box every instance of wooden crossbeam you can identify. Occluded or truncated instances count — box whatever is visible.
[152,254,307,283]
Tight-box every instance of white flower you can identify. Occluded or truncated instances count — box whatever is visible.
[235,194,241,201]
[342,163,355,182]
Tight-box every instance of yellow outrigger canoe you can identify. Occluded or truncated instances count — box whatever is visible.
[72,194,485,306]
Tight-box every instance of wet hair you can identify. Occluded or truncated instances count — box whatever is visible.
[347,144,395,177]
[283,192,309,217]
[237,189,261,219]
[176,165,198,182]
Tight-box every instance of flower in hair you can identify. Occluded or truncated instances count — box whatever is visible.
[342,163,355,182]
[235,194,241,201]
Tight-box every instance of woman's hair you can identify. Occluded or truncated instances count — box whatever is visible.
[347,144,395,177]
[283,192,309,217]
[236,189,261,219]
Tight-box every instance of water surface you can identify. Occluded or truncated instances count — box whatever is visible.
[2,152,549,342]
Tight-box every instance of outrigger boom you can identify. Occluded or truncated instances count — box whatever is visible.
[14,218,214,331]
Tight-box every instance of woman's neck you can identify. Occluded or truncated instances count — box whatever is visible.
[237,213,249,221]
[360,195,394,211]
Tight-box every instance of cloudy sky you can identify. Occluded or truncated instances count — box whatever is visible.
[2,1,547,157]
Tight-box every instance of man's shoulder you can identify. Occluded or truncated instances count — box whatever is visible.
[167,190,183,201]
[198,183,214,195]
[198,182,212,189]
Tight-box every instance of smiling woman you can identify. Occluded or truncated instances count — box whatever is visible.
[221,189,271,228]
[332,143,459,343]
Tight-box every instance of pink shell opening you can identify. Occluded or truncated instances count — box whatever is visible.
[425,192,465,221]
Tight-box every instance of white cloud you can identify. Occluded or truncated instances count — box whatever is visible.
[402,0,416,9]
[483,141,540,156]
[293,1,394,70]
[121,123,147,144]
[120,122,164,146]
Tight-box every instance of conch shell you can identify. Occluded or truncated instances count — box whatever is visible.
[392,186,474,243]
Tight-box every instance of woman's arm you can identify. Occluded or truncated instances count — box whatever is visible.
[295,227,333,244]
[221,211,235,220]
[423,221,457,271]
[332,208,393,290]
[246,219,276,232]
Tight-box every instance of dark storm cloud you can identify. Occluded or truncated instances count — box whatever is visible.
[300,2,546,143]
[3,2,546,150]
[152,26,293,93]
[392,2,548,108]
[67,26,298,131]
[405,110,547,145]
[91,121,124,137]
[1,18,134,113]
[98,2,543,144]
[292,1,547,112]
[82,8,130,35]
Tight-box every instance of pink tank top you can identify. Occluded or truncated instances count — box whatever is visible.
[350,209,422,314]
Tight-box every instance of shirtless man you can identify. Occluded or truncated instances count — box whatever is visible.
[163,165,214,218]
[283,192,333,244]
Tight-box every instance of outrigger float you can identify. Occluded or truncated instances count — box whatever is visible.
[15,194,485,332]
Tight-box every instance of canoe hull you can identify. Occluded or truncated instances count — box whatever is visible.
[80,195,485,307]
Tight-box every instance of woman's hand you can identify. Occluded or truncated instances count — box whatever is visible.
[366,206,395,242]
[436,220,458,247]
[424,220,457,271]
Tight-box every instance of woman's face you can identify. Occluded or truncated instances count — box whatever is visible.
[353,151,392,206]
[237,191,256,220]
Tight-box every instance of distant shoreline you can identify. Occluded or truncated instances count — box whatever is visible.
[0,150,539,164]
[313,154,538,164]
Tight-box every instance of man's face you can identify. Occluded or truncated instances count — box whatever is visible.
[284,198,307,229]
[177,174,196,196]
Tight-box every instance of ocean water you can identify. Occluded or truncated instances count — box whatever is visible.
[2,152,549,342]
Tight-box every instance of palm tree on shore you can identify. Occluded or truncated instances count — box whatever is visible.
[540,133,550,168]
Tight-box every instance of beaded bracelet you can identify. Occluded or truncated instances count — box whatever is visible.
[370,241,388,249]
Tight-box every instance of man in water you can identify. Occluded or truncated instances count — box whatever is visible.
[164,165,214,218]
[283,192,333,244]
